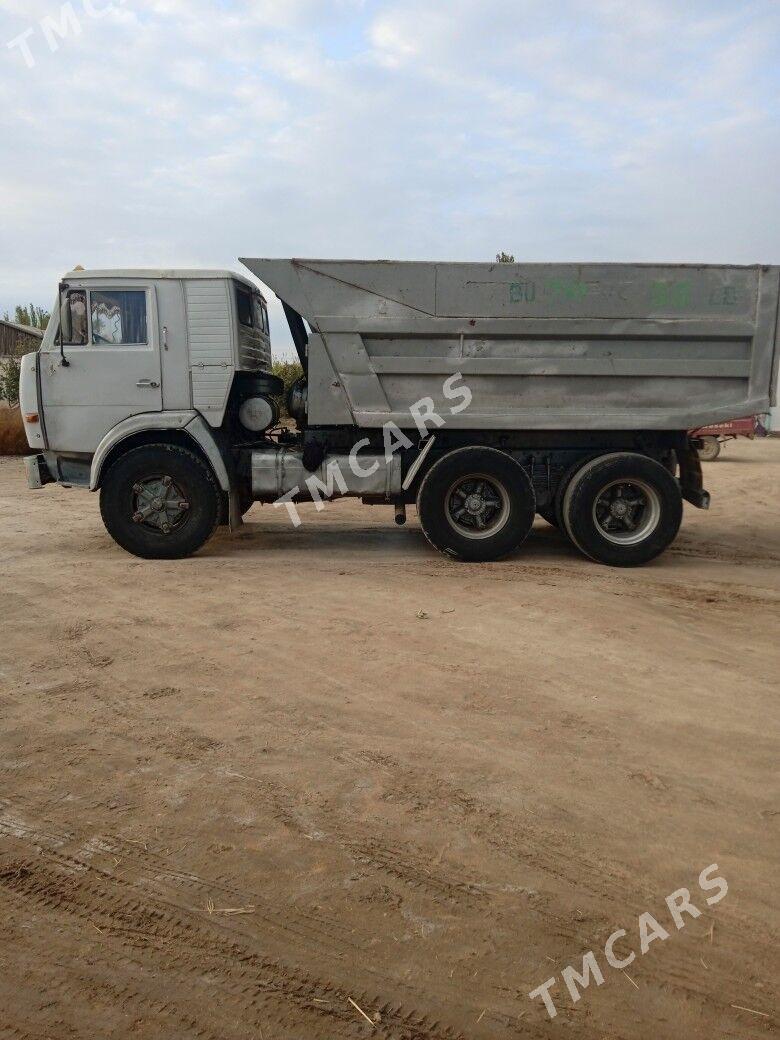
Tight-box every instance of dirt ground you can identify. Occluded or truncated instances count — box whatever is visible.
[0,439,778,1040]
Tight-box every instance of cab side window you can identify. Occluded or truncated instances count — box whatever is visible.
[252,295,269,334]
[59,290,88,345]
[236,287,254,328]
[90,290,147,345]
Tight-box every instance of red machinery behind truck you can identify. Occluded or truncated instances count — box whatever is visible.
[690,415,769,461]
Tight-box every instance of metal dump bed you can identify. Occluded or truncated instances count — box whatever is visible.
[241,259,780,430]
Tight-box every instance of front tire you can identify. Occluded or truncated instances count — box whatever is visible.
[100,444,221,559]
[562,452,682,567]
[416,446,535,562]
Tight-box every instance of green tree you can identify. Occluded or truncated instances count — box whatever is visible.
[271,358,304,421]
[0,356,21,407]
[496,252,515,263]
[4,303,50,329]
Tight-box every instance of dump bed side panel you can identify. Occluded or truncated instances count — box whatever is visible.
[241,259,780,430]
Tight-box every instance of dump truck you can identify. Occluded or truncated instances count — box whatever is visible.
[20,260,780,566]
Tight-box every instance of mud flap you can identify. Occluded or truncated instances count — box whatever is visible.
[228,488,243,531]
[24,454,53,489]
[678,445,711,509]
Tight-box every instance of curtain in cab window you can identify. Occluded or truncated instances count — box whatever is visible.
[91,290,147,344]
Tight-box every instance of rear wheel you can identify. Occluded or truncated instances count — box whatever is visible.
[416,446,535,562]
[100,444,221,559]
[553,455,600,538]
[562,452,682,567]
[696,436,721,462]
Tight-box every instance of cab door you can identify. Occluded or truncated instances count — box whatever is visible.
[41,283,162,453]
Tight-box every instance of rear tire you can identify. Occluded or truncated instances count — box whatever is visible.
[696,436,721,462]
[553,455,600,538]
[416,446,535,562]
[100,444,221,559]
[562,452,682,567]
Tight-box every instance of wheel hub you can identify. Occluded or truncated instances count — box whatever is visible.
[131,475,190,534]
[445,475,511,540]
[592,479,661,545]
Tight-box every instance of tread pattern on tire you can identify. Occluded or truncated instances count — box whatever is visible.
[100,443,221,560]
[561,451,683,567]
[416,446,536,563]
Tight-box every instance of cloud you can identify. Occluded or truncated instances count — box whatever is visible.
[1,0,779,354]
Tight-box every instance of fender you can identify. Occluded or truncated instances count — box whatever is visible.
[89,412,231,494]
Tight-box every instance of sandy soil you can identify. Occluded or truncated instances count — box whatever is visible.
[0,439,778,1040]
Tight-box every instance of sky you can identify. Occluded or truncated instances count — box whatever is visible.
[1,0,779,357]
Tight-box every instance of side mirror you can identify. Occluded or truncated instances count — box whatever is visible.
[57,281,70,367]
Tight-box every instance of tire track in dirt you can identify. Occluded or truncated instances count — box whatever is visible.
[668,540,780,565]
[335,750,636,910]
[1,960,230,1040]
[388,556,780,607]
[328,750,779,1021]
[218,772,490,911]
[0,846,464,1040]
[4,736,773,1036]
[389,755,779,934]
[344,835,489,908]
[217,765,629,955]
[0,1025,73,1040]
[0,803,359,954]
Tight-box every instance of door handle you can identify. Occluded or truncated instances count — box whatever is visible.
[137,379,159,388]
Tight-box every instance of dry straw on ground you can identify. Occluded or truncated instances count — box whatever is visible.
[0,407,27,455]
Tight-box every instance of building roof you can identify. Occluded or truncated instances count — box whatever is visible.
[0,319,44,339]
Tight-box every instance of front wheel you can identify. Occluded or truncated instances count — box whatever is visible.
[416,446,535,562]
[562,453,682,567]
[100,444,221,559]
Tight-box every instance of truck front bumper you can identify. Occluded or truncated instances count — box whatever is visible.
[25,454,53,490]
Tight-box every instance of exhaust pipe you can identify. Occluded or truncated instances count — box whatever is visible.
[394,503,407,526]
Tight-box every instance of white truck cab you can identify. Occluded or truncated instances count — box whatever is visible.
[21,269,275,545]
[23,268,270,454]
